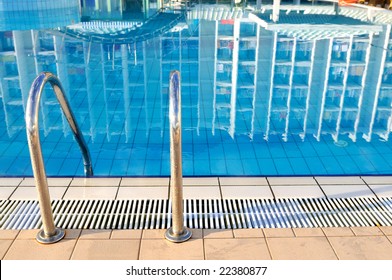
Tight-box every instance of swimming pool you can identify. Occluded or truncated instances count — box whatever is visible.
[1,3,392,177]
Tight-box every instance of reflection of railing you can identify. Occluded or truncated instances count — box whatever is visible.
[165,70,192,243]
[26,72,93,244]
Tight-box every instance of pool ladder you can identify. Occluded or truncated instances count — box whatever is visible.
[26,72,93,244]
[26,71,191,244]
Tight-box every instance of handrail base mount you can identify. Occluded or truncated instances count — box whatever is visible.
[36,228,65,244]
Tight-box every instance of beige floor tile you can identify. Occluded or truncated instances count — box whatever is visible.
[320,185,375,198]
[4,239,76,260]
[142,229,167,239]
[221,185,273,199]
[322,227,355,237]
[293,228,325,237]
[368,185,392,197]
[17,229,40,239]
[183,186,221,199]
[233,229,264,238]
[0,187,16,199]
[387,236,392,243]
[270,185,325,198]
[117,187,168,199]
[350,227,384,236]
[380,226,392,236]
[64,229,81,239]
[63,187,118,199]
[71,240,140,260]
[0,230,19,240]
[183,177,219,186]
[139,239,204,260]
[205,238,271,260]
[0,240,13,259]
[329,236,392,260]
[70,177,121,187]
[0,178,23,187]
[268,177,317,186]
[80,229,111,239]
[361,176,392,185]
[315,176,364,185]
[111,230,142,239]
[267,237,337,260]
[219,177,268,186]
[204,229,233,239]
[263,228,295,238]
[121,177,169,187]
[190,229,203,239]
[10,187,67,200]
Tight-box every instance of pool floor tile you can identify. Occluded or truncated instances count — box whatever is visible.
[0,178,23,187]
[315,176,364,185]
[182,186,221,199]
[10,186,67,200]
[368,185,392,197]
[320,184,375,198]
[204,238,271,260]
[4,239,77,260]
[0,187,16,199]
[71,240,140,260]
[63,187,118,199]
[116,187,168,199]
[139,239,204,260]
[70,177,121,187]
[328,236,392,260]
[267,237,337,260]
[267,177,317,186]
[121,177,169,187]
[221,185,273,199]
[270,185,325,198]
[219,177,268,186]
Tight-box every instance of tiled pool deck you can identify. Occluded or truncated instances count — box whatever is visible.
[1,176,392,260]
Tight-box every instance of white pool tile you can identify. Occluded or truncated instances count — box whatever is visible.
[182,186,221,199]
[267,177,317,186]
[219,177,268,186]
[116,187,169,199]
[182,177,219,186]
[19,178,36,187]
[271,185,325,198]
[0,187,16,199]
[221,185,273,199]
[367,185,392,197]
[0,178,23,187]
[70,178,121,187]
[121,177,169,187]
[10,187,67,200]
[315,176,364,185]
[320,185,375,198]
[361,176,392,185]
[64,187,118,200]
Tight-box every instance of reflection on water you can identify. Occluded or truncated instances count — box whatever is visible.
[1,4,392,176]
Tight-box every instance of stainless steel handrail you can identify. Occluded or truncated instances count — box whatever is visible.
[165,70,192,243]
[26,72,93,244]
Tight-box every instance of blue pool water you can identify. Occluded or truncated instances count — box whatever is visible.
[1,4,392,177]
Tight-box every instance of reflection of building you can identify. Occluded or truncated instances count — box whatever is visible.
[2,4,392,145]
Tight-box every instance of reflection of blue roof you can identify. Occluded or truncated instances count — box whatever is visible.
[56,11,185,43]
[250,11,383,40]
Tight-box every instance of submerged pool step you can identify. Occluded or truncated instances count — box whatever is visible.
[1,198,392,230]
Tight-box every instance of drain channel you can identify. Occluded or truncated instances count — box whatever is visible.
[1,198,392,230]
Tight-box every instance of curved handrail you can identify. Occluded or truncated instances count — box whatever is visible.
[26,72,93,244]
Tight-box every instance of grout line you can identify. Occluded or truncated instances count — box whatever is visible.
[137,231,143,260]
[313,176,328,199]
[325,235,340,260]
[265,177,276,200]
[263,235,274,260]
[1,231,19,260]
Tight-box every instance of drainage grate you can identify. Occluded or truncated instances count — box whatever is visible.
[1,198,392,230]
